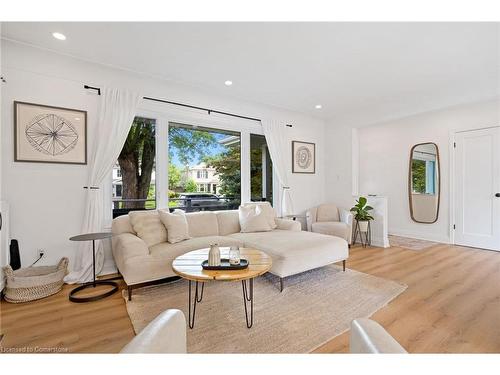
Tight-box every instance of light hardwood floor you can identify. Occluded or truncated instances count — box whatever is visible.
[1,243,499,353]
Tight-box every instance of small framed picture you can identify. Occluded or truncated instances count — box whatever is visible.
[14,101,87,164]
[292,140,315,174]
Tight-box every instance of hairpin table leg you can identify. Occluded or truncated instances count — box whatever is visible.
[241,278,254,328]
[188,280,203,329]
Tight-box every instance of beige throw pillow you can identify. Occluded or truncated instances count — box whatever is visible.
[129,210,167,247]
[159,209,191,244]
[243,202,277,229]
[239,205,272,233]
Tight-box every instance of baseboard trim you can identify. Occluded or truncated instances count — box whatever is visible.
[389,228,450,244]
[371,236,388,248]
[352,236,388,248]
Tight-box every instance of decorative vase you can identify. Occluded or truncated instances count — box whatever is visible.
[359,220,369,232]
[208,244,221,266]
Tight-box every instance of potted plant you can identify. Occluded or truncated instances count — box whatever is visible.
[350,196,374,232]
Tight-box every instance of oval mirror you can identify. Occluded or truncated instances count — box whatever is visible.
[409,142,440,223]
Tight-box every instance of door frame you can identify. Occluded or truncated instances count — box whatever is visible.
[449,125,500,247]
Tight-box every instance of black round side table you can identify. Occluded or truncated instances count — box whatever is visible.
[68,232,118,303]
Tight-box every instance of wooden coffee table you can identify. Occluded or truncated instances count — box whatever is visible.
[172,248,272,329]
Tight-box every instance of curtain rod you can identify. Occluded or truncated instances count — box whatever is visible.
[84,84,292,127]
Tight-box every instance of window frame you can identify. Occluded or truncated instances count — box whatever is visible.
[105,104,278,228]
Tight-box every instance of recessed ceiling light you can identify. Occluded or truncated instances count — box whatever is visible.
[315,104,322,109]
[224,80,233,86]
[52,32,66,41]
[74,117,80,121]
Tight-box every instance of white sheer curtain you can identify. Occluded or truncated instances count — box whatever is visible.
[65,88,142,283]
[260,119,294,216]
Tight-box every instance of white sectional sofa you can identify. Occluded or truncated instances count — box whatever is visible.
[112,205,349,300]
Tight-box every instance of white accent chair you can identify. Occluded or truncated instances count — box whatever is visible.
[306,203,353,245]
[120,309,187,353]
[120,312,406,354]
[349,319,407,353]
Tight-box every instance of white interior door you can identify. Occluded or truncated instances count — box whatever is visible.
[454,127,500,251]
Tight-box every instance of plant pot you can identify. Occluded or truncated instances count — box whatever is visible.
[358,220,369,232]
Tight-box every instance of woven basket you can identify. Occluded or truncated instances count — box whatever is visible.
[3,257,69,303]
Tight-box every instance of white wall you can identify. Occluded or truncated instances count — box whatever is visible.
[356,100,499,243]
[0,40,327,272]
[324,125,357,210]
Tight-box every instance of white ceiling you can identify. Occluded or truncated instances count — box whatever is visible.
[2,22,499,124]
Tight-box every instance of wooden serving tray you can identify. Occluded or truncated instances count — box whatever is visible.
[201,259,249,270]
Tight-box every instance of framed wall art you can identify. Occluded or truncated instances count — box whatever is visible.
[292,140,315,174]
[14,101,87,164]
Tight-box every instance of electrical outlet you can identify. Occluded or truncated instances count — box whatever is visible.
[38,249,45,258]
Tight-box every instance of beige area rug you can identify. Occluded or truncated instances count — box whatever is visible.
[123,265,406,353]
[389,235,440,251]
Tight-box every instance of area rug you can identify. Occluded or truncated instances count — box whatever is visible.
[123,265,406,353]
[389,235,439,251]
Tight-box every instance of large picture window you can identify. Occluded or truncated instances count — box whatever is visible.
[112,117,156,217]
[110,114,275,218]
[168,123,241,212]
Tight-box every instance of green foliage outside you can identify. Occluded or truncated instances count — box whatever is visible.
[203,146,241,198]
[118,117,156,209]
[169,126,218,166]
[168,163,183,192]
[250,148,269,201]
[184,179,198,193]
[145,184,156,209]
[411,159,426,193]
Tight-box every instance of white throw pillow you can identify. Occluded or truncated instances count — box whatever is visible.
[129,210,167,247]
[243,202,277,229]
[238,205,272,233]
[159,209,191,244]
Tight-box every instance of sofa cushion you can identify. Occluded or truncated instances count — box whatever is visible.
[185,211,219,238]
[317,203,340,222]
[159,209,191,244]
[112,215,136,235]
[243,202,277,229]
[239,205,272,233]
[129,210,167,247]
[149,236,244,257]
[312,221,350,241]
[215,210,240,235]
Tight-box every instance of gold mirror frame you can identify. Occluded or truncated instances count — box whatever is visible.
[408,142,441,224]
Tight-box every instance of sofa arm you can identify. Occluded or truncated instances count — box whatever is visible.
[305,206,318,231]
[275,218,301,231]
[120,309,187,353]
[339,208,354,244]
[112,233,150,263]
[339,208,353,226]
[350,319,407,353]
